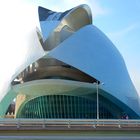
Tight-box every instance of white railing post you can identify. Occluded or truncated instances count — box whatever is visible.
[17,119,20,128]
[42,119,46,128]
[118,120,121,128]
[68,120,71,128]
[92,120,96,128]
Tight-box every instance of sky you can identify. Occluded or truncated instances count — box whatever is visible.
[0,0,139,98]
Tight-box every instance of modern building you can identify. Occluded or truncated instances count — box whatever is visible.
[1,4,140,119]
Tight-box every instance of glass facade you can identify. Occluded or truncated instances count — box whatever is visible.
[17,95,122,119]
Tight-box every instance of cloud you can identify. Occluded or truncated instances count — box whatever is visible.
[107,23,140,40]
[87,0,108,18]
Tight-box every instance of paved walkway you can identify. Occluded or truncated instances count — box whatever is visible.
[0,135,140,140]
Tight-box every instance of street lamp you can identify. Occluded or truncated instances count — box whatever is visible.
[96,81,99,120]
[94,81,104,120]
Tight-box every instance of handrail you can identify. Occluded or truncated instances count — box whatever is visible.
[0,119,140,129]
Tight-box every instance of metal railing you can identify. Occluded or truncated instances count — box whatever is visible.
[0,119,140,129]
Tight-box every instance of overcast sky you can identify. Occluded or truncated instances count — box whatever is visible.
[0,0,139,98]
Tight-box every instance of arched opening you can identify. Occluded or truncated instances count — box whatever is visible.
[16,94,124,119]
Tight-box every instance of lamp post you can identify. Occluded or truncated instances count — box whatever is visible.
[96,81,99,120]
[94,81,104,120]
